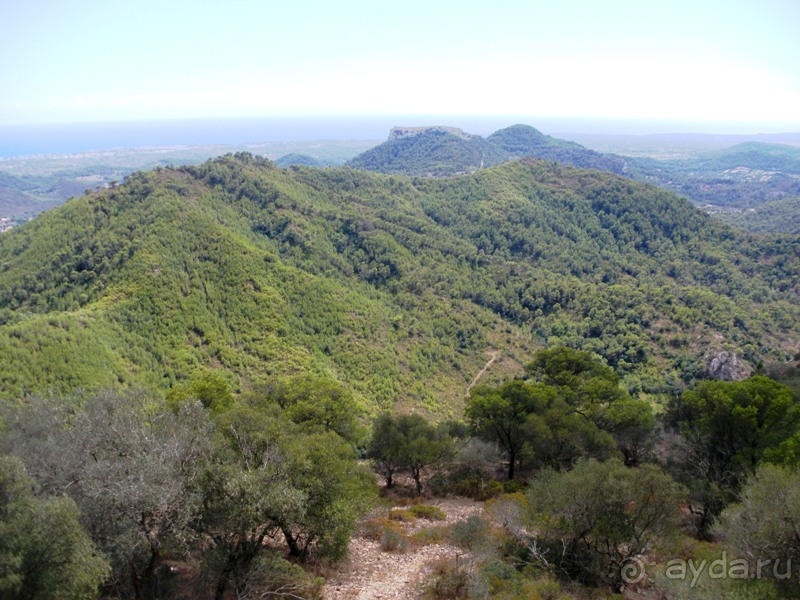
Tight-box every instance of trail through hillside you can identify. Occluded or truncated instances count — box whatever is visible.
[322,498,481,599]
[467,350,498,395]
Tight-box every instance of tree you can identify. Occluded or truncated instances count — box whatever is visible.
[715,464,800,597]
[366,413,405,489]
[524,398,617,471]
[0,455,110,599]
[167,368,235,415]
[256,376,367,445]
[367,413,452,493]
[665,376,799,538]
[527,347,655,465]
[466,380,554,479]
[0,391,214,599]
[198,397,374,598]
[526,346,619,390]
[525,458,683,592]
[280,430,376,559]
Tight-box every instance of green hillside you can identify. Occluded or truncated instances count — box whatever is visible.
[347,124,633,178]
[487,124,631,174]
[1,153,798,414]
[711,196,800,234]
[346,129,508,176]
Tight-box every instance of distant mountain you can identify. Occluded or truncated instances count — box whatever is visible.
[487,124,631,174]
[347,124,632,178]
[346,128,508,176]
[636,142,800,209]
[698,142,800,173]
[1,153,798,411]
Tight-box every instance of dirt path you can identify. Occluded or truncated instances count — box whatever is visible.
[322,498,482,600]
[467,350,498,395]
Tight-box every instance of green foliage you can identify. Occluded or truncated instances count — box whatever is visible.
[0,386,373,599]
[0,390,214,598]
[1,153,799,415]
[366,413,453,494]
[255,375,367,444]
[487,124,630,174]
[379,527,411,553]
[468,348,654,477]
[714,464,800,598]
[347,129,508,176]
[665,375,800,537]
[630,141,800,221]
[451,515,491,551]
[274,153,322,168]
[406,503,447,520]
[167,367,235,414]
[202,395,375,572]
[712,196,800,235]
[525,458,684,592]
[421,557,470,599]
[0,455,110,600]
[467,380,555,479]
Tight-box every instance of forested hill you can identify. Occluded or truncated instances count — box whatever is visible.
[486,124,631,174]
[347,124,632,177]
[346,128,509,176]
[1,153,798,413]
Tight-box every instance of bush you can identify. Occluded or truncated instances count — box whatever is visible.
[361,517,401,541]
[407,504,447,521]
[380,528,410,553]
[450,476,505,500]
[411,525,450,546]
[451,515,490,551]
[239,552,325,600]
[387,508,417,522]
[422,557,470,599]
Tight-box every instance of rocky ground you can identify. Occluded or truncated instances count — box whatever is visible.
[322,498,483,600]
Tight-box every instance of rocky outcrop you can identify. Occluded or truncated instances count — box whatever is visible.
[704,349,750,381]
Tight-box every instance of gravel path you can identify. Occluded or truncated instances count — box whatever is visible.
[323,498,482,600]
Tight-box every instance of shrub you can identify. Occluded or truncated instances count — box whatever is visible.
[387,508,417,522]
[407,504,447,521]
[422,557,470,599]
[451,476,505,500]
[411,525,450,546]
[361,517,401,541]
[451,515,490,551]
[380,528,410,553]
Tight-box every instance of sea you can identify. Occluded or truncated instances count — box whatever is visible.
[2,116,798,158]
[0,116,509,157]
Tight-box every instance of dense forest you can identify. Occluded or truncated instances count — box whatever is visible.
[348,127,800,234]
[2,153,800,598]
[1,154,799,411]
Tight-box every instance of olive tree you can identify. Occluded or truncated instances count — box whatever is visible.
[525,458,683,592]
[1,390,214,599]
[0,455,110,599]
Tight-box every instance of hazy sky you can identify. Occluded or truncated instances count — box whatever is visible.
[2,0,799,130]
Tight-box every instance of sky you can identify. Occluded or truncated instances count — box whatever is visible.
[2,0,799,133]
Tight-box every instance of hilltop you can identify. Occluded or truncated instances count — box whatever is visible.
[1,153,798,412]
[346,124,632,177]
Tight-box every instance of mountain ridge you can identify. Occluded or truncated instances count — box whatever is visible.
[1,153,798,412]
[346,124,632,177]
